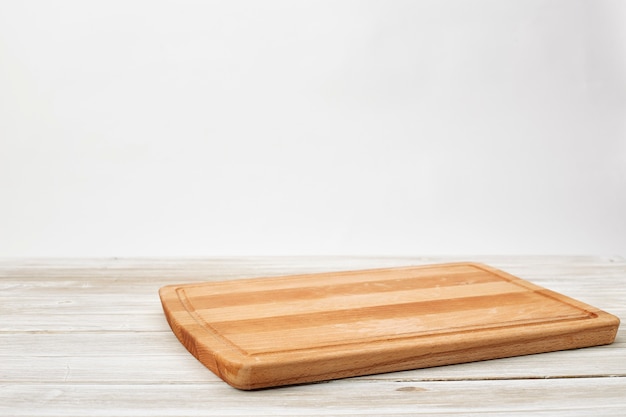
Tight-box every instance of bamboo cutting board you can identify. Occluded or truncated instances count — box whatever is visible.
[159,263,620,390]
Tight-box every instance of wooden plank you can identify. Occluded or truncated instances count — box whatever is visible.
[1,337,624,383]
[0,313,168,332]
[159,263,619,389]
[0,339,626,385]
[2,378,625,416]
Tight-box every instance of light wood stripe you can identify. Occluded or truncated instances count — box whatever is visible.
[185,270,499,309]
[182,281,525,322]
[176,263,485,297]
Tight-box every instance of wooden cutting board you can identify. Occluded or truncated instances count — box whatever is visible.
[159,262,620,390]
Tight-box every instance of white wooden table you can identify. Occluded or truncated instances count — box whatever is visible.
[1,256,624,416]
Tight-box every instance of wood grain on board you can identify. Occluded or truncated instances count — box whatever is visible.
[159,262,620,389]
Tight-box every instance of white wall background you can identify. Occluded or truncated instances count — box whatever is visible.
[1,0,625,257]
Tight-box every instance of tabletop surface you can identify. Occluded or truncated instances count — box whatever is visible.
[1,256,625,416]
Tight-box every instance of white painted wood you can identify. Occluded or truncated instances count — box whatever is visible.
[2,341,625,384]
[1,379,625,417]
[0,257,624,416]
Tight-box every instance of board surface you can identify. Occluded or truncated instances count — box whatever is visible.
[159,262,620,390]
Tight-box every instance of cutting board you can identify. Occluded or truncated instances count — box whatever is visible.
[159,262,620,390]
